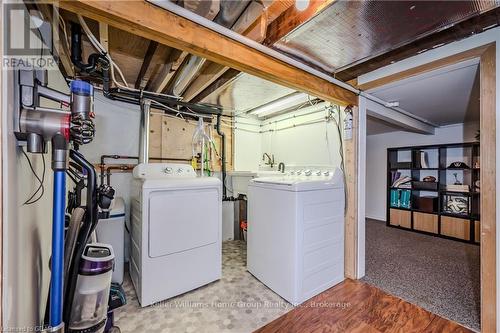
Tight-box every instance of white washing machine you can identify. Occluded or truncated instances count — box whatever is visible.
[247,168,345,305]
[130,163,221,306]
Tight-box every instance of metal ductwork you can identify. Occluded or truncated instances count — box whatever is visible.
[170,0,252,96]
[138,99,151,164]
[172,55,206,96]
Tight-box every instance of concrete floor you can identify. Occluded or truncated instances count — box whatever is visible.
[362,219,480,331]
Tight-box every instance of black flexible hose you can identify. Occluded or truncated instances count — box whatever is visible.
[63,149,98,326]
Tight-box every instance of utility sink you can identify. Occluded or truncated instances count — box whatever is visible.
[228,169,283,196]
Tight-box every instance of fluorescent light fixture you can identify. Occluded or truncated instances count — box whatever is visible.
[295,0,310,11]
[248,92,310,117]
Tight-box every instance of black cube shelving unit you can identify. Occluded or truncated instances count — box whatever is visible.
[387,142,480,244]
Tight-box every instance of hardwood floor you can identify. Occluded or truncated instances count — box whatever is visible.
[255,279,472,333]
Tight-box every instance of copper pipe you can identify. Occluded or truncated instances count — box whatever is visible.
[99,154,192,185]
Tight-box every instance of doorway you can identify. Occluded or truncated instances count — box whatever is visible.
[358,44,496,332]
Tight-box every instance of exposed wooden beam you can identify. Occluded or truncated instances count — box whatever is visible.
[263,0,334,46]
[357,45,489,91]
[344,106,358,279]
[135,41,158,89]
[480,44,497,333]
[99,22,109,51]
[53,0,357,105]
[183,0,300,102]
[132,44,173,90]
[242,11,268,42]
[149,49,188,93]
[192,69,241,103]
[182,62,229,101]
[146,0,221,94]
[37,3,75,77]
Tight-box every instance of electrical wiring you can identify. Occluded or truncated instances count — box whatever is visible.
[330,105,345,175]
[329,104,348,213]
[261,104,328,127]
[21,149,46,205]
[307,94,318,107]
[233,127,260,134]
[325,110,333,166]
[57,13,70,56]
[150,99,212,120]
[261,118,327,133]
[222,118,261,127]
[77,15,190,104]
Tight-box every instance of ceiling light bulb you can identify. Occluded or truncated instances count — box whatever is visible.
[295,0,310,11]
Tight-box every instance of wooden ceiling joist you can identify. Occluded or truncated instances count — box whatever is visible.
[99,22,109,51]
[149,49,188,92]
[148,0,222,94]
[182,1,276,101]
[263,0,333,46]
[53,0,357,105]
[36,3,75,77]
[183,0,301,102]
[182,61,230,101]
[135,41,159,89]
[193,68,241,103]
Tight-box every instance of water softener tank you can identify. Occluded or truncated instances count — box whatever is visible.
[96,197,125,284]
[69,244,114,333]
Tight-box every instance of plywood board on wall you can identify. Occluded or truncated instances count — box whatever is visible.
[149,113,163,159]
[161,117,197,160]
[148,111,233,172]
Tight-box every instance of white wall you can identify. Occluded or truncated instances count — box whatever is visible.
[365,123,479,221]
[260,103,344,169]
[233,103,345,171]
[79,93,140,262]
[2,64,68,327]
[80,93,140,216]
[233,115,261,171]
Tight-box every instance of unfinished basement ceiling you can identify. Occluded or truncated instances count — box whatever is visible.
[369,59,480,128]
[201,73,296,113]
[47,1,498,119]
[273,0,500,73]
[367,116,404,135]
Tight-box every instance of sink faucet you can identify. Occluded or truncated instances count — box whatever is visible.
[278,162,285,173]
[262,153,275,168]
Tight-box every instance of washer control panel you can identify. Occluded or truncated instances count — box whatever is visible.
[134,163,196,179]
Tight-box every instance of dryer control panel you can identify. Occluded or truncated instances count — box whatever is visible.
[133,163,196,179]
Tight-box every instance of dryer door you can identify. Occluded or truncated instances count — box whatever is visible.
[148,187,220,257]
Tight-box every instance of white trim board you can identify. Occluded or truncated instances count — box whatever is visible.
[357,96,367,278]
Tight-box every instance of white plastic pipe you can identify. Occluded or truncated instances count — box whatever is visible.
[148,0,438,127]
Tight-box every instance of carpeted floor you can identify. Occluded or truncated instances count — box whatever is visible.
[362,219,480,331]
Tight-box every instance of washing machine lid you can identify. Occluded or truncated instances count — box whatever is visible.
[250,168,344,191]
